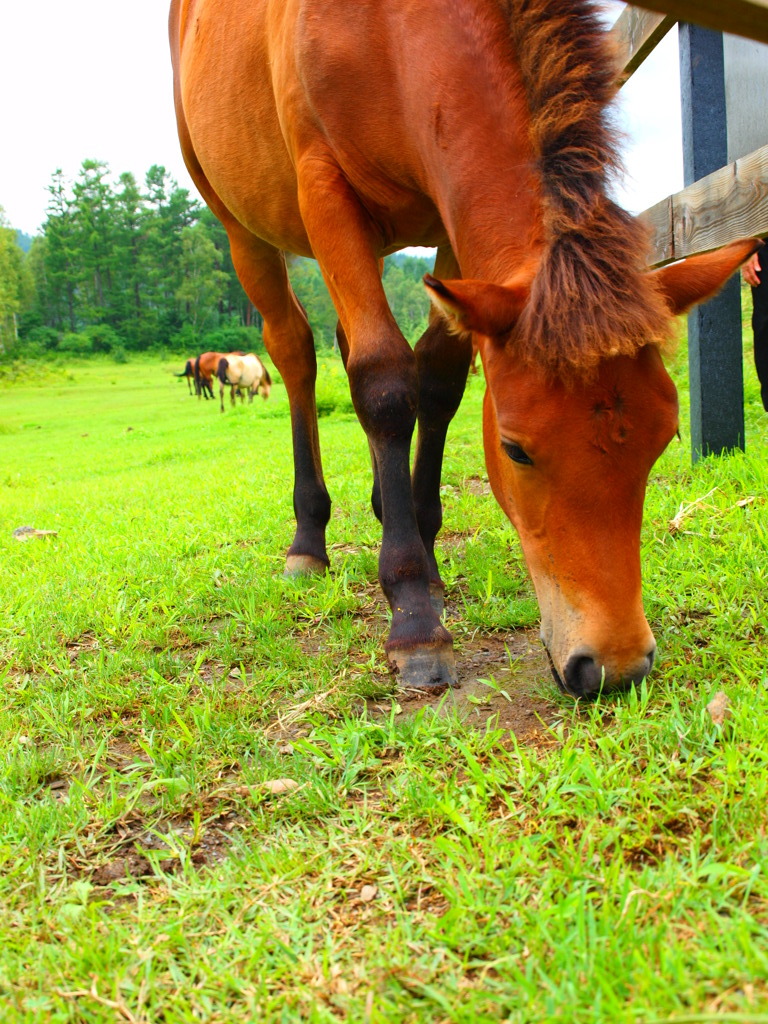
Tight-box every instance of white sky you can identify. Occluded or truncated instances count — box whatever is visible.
[0,1,682,238]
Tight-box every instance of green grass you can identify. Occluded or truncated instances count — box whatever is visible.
[1,331,767,1022]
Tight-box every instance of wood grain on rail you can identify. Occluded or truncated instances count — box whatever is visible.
[642,144,768,266]
[624,0,768,47]
[611,8,676,82]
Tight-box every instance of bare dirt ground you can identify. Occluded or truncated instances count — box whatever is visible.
[376,629,563,745]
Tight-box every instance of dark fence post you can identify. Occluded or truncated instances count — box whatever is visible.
[678,23,744,459]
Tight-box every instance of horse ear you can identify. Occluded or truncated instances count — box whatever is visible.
[649,238,762,316]
[423,275,529,337]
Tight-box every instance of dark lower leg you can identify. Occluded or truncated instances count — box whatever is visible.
[412,320,473,608]
[348,353,455,686]
[285,398,331,573]
[297,172,454,684]
[337,319,382,523]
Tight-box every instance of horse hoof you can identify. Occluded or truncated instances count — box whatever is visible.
[284,554,328,576]
[387,643,457,691]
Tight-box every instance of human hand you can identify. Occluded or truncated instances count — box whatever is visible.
[743,251,762,287]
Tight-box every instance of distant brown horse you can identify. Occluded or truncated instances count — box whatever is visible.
[175,358,197,394]
[171,0,758,696]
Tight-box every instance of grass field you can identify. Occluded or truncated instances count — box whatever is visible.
[1,332,768,1022]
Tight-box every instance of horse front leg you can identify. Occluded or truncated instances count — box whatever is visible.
[299,159,455,689]
[412,247,473,616]
[336,320,382,525]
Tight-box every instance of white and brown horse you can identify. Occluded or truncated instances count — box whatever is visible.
[216,352,273,412]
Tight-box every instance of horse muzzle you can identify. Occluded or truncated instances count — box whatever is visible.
[544,641,656,699]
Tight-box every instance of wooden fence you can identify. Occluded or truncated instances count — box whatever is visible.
[609,3,768,457]
[612,4,768,265]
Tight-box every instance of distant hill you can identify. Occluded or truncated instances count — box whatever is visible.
[15,230,33,253]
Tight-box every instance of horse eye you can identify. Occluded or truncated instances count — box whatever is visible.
[502,440,533,466]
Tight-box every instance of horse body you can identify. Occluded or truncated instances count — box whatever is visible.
[173,0,536,266]
[217,352,272,411]
[193,351,222,400]
[171,0,757,696]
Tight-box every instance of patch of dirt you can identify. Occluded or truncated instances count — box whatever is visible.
[438,530,471,553]
[464,476,491,496]
[404,885,451,917]
[46,776,70,802]
[89,812,239,888]
[64,631,101,661]
[105,736,151,767]
[375,630,561,743]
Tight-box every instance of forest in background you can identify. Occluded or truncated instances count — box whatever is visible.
[0,160,435,361]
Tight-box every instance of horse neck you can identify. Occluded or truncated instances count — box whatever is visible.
[399,1,546,281]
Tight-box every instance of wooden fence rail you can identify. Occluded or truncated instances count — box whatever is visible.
[613,8,675,81]
[610,4,768,262]
[643,143,768,265]
[608,2,768,457]
[620,0,768,47]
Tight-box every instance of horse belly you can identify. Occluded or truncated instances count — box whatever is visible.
[177,0,445,253]
[177,0,311,253]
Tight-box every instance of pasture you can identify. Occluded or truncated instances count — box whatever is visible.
[1,340,768,1021]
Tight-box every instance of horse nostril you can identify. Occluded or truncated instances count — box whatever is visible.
[564,654,604,698]
[564,648,657,699]
[646,646,656,674]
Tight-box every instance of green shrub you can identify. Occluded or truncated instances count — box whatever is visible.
[23,326,60,351]
[84,324,121,353]
[201,324,264,355]
[315,358,354,416]
[58,331,93,355]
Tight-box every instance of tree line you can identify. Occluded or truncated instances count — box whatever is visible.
[0,160,434,360]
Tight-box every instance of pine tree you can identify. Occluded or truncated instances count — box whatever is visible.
[0,207,26,351]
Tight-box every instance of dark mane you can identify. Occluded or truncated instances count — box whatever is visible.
[503,0,671,376]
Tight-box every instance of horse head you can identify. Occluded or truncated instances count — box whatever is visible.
[425,238,759,698]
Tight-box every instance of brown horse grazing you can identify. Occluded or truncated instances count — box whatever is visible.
[175,358,197,395]
[193,351,224,400]
[194,350,247,401]
[171,0,759,697]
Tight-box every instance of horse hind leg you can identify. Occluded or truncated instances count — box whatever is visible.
[227,229,331,575]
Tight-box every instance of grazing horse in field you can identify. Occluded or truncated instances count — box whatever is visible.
[194,350,247,401]
[175,358,197,394]
[193,352,219,400]
[171,0,758,697]
[216,352,272,412]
